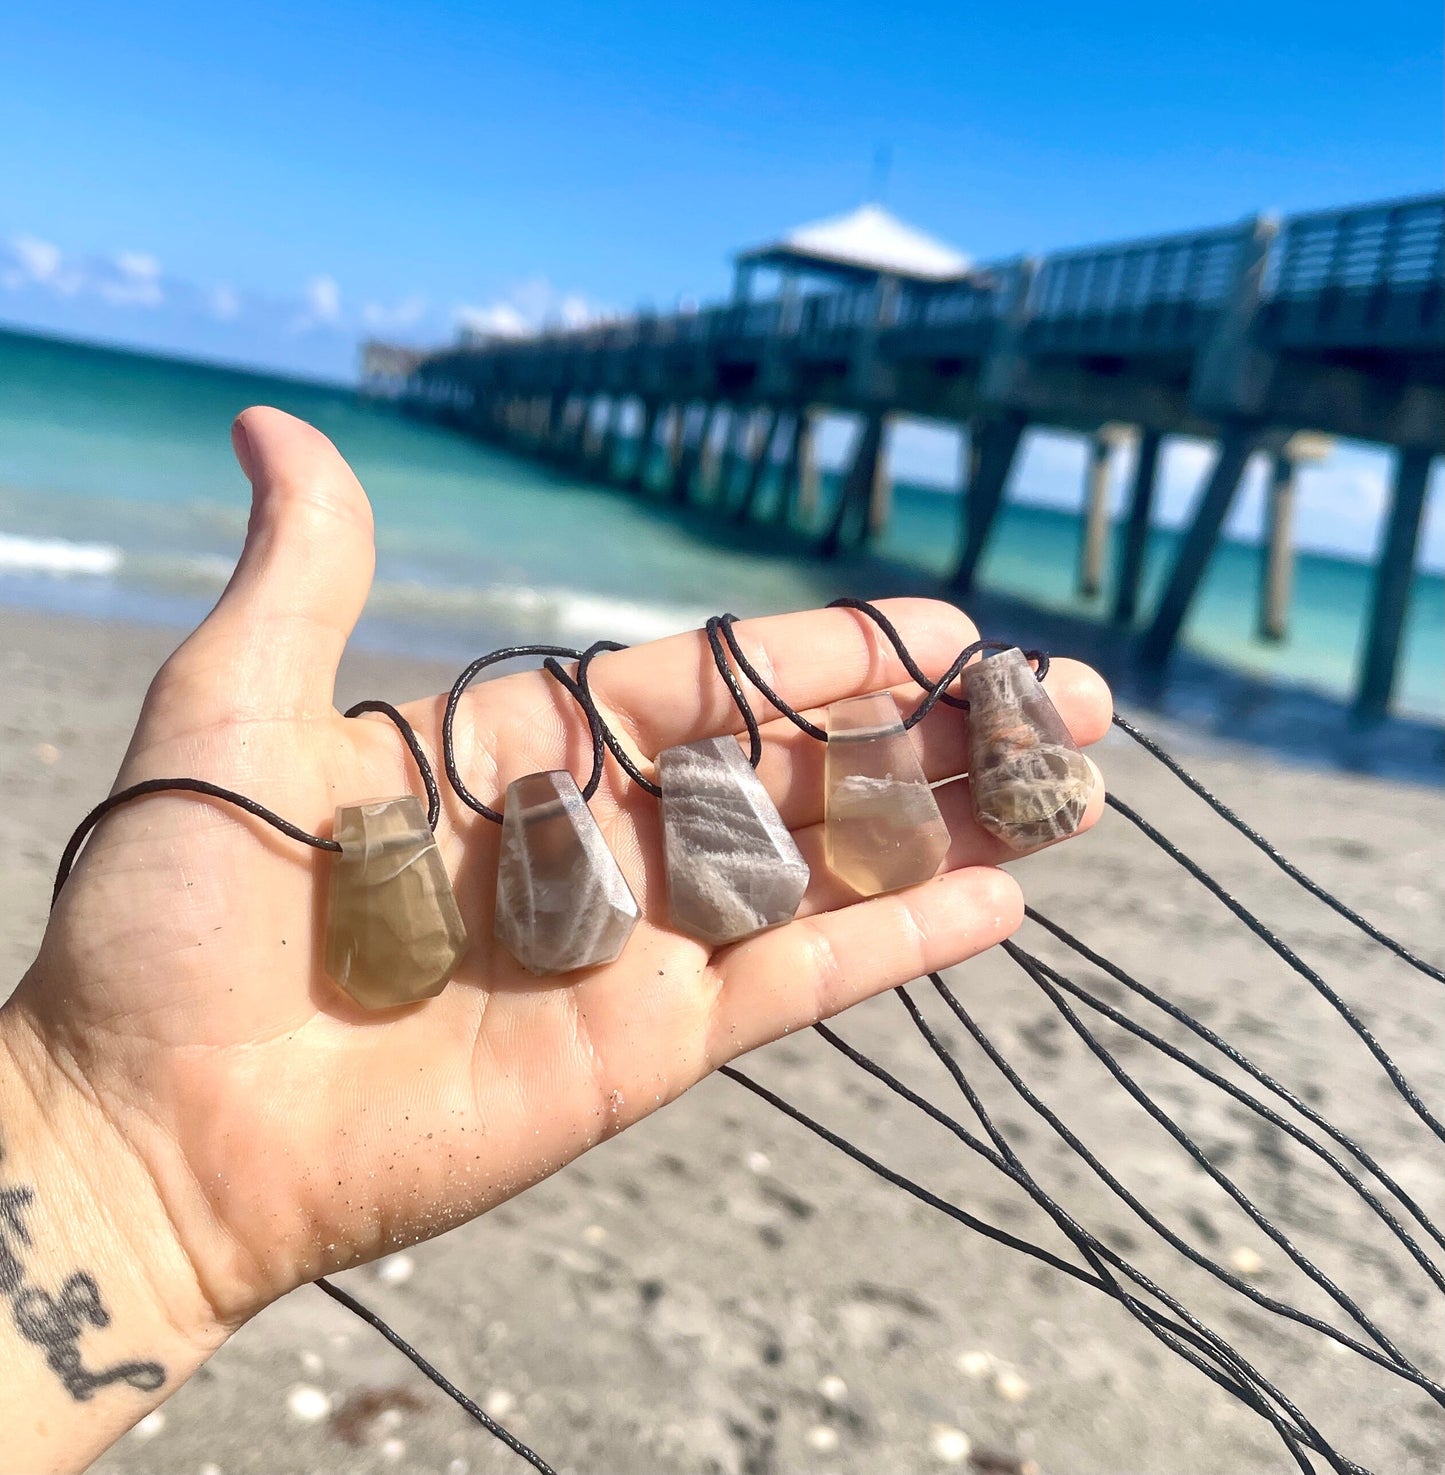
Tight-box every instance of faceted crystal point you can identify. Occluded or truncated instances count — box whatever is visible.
[658,736,810,945]
[962,646,1096,852]
[494,770,640,975]
[824,692,950,897]
[325,795,468,1010]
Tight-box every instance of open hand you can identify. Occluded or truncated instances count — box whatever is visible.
[2,407,1110,1390]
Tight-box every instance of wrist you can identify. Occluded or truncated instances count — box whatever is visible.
[0,998,228,1473]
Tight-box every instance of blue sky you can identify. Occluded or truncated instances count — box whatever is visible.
[1,1,1441,561]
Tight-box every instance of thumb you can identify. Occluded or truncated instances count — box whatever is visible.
[171,406,377,717]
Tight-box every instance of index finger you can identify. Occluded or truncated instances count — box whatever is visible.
[582,597,980,759]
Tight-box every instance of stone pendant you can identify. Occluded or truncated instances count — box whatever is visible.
[824,693,950,897]
[494,770,640,974]
[658,736,810,945]
[961,647,1095,851]
[325,795,468,1010]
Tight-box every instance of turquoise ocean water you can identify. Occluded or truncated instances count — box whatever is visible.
[2,326,1441,734]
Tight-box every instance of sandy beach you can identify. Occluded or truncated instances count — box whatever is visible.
[2,606,1442,1475]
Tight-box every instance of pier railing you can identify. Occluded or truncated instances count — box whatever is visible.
[1261,194,1444,351]
[438,194,1443,379]
[1022,221,1251,355]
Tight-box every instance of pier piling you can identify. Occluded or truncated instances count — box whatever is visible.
[1356,447,1434,723]
[1113,429,1163,626]
[1141,429,1258,666]
[1079,428,1125,599]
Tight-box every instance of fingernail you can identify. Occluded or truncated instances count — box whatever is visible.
[231,416,255,481]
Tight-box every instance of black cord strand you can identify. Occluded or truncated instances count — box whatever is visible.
[569,640,663,797]
[1016,916,1445,1287]
[914,974,1442,1397]
[718,1062,1328,1445]
[1025,906,1445,1255]
[715,607,1050,739]
[1106,792,1445,1147]
[800,1027,1343,1472]
[315,1278,557,1475]
[52,777,340,904]
[705,616,764,766]
[344,699,442,830]
[1111,713,1444,985]
[1001,940,1421,1379]
[442,643,588,820]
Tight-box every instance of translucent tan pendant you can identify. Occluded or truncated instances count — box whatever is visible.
[658,735,810,944]
[494,770,640,974]
[824,692,950,896]
[325,795,468,1010]
[961,647,1095,851]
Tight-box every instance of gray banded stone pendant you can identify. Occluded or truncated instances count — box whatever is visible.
[961,646,1095,851]
[494,770,640,974]
[325,795,468,1011]
[658,736,809,945]
[824,692,950,897]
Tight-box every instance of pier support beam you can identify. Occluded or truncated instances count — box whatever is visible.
[733,408,778,523]
[822,413,887,558]
[793,411,819,524]
[1112,429,1163,626]
[718,408,751,504]
[671,403,718,503]
[697,404,723,500]
[1255,433,1331,642]
[950,416,1027,594]
[595,396,625,479]
[1354,447,1433,723]
[664,404,687,489]
[769,411,807,527]
[1079,429,1125,598]
[1257,452,1298,642]
[628,400,660,490]
[1141,427,1259,666]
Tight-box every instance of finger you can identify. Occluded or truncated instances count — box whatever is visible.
[163,407,376,717]
[755,656,1113,830]
[582,597,980,758]
[706,865,1024,1063]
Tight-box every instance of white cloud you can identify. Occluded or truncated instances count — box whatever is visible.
[209,283,241,321]
[97,251,164,308]
[2,234,84,294]
[292,273,342,332]
[362,293,427,331]
[455,300,532,340]
[453,278,609,343]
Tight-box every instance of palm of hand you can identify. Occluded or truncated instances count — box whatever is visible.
[8,409,1108,1329]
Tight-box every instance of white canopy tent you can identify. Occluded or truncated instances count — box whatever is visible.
[733,203,973,295]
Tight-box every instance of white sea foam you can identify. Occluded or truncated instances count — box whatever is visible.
[0,528,714,650]
[363,577,713,645]
[0,531,122,576]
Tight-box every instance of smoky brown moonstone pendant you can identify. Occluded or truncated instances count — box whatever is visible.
[658,735,810,945]
[494,770,641,974]
[824,692,951,897]
[961,647,1095,852]
[325,795,468,1010]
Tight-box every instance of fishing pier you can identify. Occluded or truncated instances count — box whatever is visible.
[367,193,1444,720]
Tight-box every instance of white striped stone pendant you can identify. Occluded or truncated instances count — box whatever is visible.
[961,647,1095,851]
[659,736,809,945]
[494,770,640,974]
[824,692,950,897]
[326,795,468,1010]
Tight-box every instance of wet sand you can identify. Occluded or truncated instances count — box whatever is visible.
[2,607,1442,1475]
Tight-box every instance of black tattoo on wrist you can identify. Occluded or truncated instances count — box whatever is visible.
[1,1139,165,1400]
